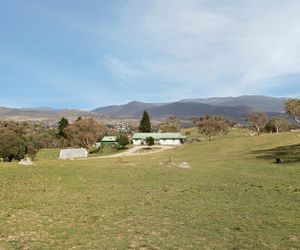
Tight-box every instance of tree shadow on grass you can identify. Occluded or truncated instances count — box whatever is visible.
[252,144,300,164]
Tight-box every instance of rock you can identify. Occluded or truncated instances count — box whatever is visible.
[18,158,34,166]
[178,162,191,169]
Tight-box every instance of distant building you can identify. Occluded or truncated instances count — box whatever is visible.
[101,136,117,147]
[132,133,187,145]
[59,148,88,159]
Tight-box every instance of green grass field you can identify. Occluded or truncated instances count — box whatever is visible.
[0,129,299,249]
[36,146,132,161]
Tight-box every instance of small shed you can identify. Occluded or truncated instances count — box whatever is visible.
[101,136,117,147]
[59,148,88,160]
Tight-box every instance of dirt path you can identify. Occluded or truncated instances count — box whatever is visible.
[87,145,177,159]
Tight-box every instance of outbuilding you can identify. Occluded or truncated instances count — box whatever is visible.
[59,148,88,159]
[132,133,186,145]
[101,136,117,147]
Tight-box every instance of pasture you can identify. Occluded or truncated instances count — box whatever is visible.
[0,129,299,249]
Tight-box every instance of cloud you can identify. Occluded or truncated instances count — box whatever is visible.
[104,56,145,82]
[106,0,300,98]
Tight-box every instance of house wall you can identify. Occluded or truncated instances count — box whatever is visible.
[133,139,142,145]
[133,139,181,145]
[101,141,117,147]
[159,139,181,145]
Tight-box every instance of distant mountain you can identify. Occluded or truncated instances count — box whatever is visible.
[20,107,61,112]
[0,95,289,124]
[92,101,162,117]
[147,102,254,122]
[92,101,255,122]
[180,95,286,113]
[0,106,100,124]
[92,95,288,122]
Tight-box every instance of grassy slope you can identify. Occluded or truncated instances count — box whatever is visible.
[37,146,132,161]
[0,129,299,249]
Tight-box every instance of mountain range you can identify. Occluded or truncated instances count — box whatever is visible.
[0,95,288,123]
[92,95,287,122]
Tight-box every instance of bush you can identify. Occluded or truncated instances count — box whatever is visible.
[89,146,101,154]
[117,134,129,149]
[25,143,38,160]
[198,116,229,140]
[145,136,155,147]
[0,130,27,162]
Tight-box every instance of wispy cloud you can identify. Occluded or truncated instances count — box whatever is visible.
[104,56,145,83]
[105,0,300,98]
[1,0,300,108]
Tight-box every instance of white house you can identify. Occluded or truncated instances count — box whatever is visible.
[132,133,186,145]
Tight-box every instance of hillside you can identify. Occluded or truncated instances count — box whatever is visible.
[0,106,100,124]
[92,101,162,117]
[0,130,299,249]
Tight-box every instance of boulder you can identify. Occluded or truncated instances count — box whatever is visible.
[178,162,192,169]
[18,158,34,166]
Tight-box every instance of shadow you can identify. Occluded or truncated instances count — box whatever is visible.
[251,144,300,164]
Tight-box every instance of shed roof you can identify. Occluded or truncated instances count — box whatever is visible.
[101,136,117,142]
[132,133,187,140]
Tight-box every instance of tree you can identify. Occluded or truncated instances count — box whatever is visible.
[158,115,180,132]
[0,130,27,162]
[246,112,268,135]
[25,142,38,160]
[285,99,300,123]
[57,117,69,138]
[139,110,151,132]
[198,116,228,140]
[192,115,235,128]
[116,134,129,149]
[191,116,199,127]
[145,136,155,148]
[65,118,105,149]
[267,117,289,133]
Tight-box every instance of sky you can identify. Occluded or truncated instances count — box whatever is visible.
[1,0,300,109]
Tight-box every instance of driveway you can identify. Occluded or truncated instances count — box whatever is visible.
[88,145,177,159]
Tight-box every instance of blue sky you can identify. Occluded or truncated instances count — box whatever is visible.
[1,0,300,109]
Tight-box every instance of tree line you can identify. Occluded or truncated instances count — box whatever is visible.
[0,118,110,162]
[192,99,300,140]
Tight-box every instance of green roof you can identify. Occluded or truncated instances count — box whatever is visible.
[101,136,117,142]
[132,133,187,140]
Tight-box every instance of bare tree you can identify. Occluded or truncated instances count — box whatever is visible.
[285,99,300,123]
[158,115,181,132]
[65,118,105,149]
[269,117,289,133]
[198,116,228,140]
[246,112,268,135]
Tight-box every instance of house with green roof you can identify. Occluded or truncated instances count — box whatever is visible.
[132,133,186,145]
[100,136,117,147]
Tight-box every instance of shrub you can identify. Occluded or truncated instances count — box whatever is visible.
[145,136,155,147]
[89,146,101,154]
[116,134,129,149]
[198,116,228,140]
[0,130,27,162]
